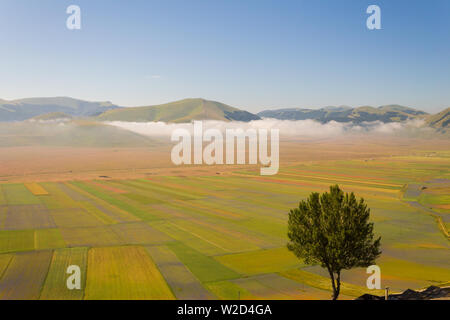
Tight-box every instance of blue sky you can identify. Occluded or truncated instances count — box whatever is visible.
[0,0,449,112]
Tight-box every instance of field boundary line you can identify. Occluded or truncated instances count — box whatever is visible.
[142,246,177,299]
[279,172,403,188]
[65,182,135,222]
[0,254,14,282]
[168,222,230,252]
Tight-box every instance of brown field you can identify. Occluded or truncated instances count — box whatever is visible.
[0,250,53,300]
[2,204,55,230]
[0,137,448,183]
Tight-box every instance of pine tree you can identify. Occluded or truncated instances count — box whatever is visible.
[287,185,381,300]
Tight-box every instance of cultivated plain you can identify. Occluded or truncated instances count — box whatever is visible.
[0,136,448,299]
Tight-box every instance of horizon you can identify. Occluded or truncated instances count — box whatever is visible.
[0,0,449,113]
[1,95,448,114]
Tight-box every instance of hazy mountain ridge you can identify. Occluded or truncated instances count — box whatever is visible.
[425,108,450,132]
[0,97,448,131]
[258,105,429,123]
[0,97,120,122]
[96,98,261,123]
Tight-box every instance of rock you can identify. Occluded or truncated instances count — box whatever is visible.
[356,286,450,300]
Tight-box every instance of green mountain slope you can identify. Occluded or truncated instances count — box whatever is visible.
[97,98,260,123]
[0,121,159,147]
[29,112,73,121]
[258,105,428,123]
[425,108,450,131]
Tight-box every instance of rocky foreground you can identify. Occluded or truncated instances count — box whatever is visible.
[357,286,450,300]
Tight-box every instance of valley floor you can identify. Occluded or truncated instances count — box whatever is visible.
[0,137,448,299]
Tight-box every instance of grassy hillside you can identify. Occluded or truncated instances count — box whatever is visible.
[29,112,73,121]
[426,108,450,131]
[0,121,160,147]
[258,105,428,123]
[97,98,260,123]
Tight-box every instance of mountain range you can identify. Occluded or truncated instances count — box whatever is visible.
[0,97,448,130]
[257,105,428,123]
[0,97,119,121]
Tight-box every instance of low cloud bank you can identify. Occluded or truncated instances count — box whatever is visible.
[106,119,428,138]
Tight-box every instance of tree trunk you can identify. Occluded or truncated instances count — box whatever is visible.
[327,269,341,300]
[328,269,338,300]
[335,272,341,300]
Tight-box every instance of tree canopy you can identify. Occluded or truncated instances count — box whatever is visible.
[287,185,381,300]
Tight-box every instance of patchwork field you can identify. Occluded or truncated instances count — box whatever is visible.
[0,142,448,299]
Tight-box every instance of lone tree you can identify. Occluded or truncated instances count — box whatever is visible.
[287,185,381,300]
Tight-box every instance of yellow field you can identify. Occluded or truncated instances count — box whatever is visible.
[40,247,88,300]
[24,183,48,195]
[84,246,175,300]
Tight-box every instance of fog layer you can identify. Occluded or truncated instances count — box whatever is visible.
[106,119,429,138]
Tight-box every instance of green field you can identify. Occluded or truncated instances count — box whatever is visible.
[0,153,448,299]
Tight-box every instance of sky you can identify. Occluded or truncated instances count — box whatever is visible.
[0,0,449,113]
